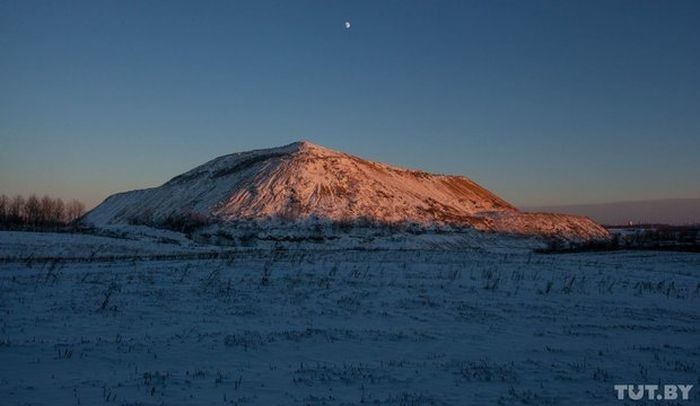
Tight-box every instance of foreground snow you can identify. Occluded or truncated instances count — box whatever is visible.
[0,231,698,405]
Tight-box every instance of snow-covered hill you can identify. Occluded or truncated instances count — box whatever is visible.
[84,141,608,241]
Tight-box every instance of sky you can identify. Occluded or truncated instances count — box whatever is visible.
[1,0,699,209]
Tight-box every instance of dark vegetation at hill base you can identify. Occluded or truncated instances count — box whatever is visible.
[127,210,213,235]
[125,211,454,246]
[538,225,700,254]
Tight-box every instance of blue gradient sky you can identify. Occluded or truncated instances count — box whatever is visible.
[1,0,699,209]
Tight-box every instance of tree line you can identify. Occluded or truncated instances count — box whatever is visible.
[0,194,85,229]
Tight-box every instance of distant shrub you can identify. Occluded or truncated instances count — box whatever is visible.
[536,226,699,253]
[162,212,211,233]
[238,232,257,247]
[128,210,211,234]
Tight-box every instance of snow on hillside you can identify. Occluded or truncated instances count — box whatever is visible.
[84,141,608,241]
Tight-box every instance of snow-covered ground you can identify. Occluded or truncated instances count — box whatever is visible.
[0,229,210,258]
[1,231,698,405]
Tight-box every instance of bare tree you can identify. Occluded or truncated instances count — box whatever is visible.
[25,194,41,227]
[9,195,25,224]
[0,194,7,223]
[40,194,54,225]
[52,198,66,225]
[66,199,85,223]
[1,194,84,228]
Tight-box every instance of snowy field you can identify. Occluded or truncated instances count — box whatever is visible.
[1,231,699,405]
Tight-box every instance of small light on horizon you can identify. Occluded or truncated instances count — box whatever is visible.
[344,21,351,29]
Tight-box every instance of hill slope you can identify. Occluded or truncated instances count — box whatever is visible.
[84,141,608,241]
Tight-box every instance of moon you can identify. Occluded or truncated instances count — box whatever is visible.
[344,21,351,29]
